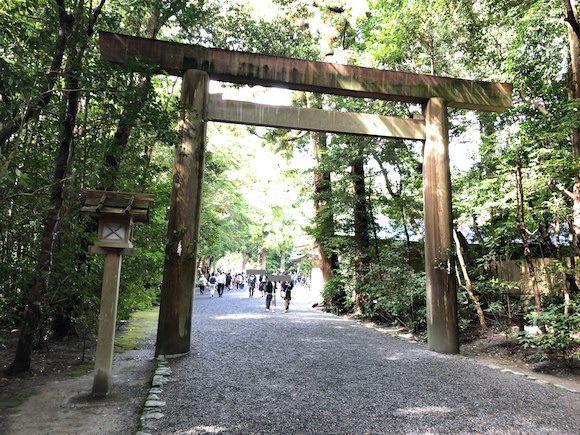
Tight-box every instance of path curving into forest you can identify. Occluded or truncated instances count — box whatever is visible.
[145,285,580,434]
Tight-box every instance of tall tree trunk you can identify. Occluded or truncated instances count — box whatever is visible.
[280,250,286,273]
[350,148,371,312]
[515,165,543,317]
[565,0,580,258]
[367,185,380,258]
[8,0,106,374]
[261,246,267,270]
[312,130,337,284]
[242,252,247,272]
[350,154,371,271]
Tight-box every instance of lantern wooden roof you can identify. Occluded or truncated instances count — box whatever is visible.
[81,190,154,222]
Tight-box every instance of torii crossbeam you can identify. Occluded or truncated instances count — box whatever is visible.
[99,32,512,356]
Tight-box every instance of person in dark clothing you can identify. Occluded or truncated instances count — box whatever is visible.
[248,274,256,298]
[259,275,267,297]
[265,279,276,312]
[281,280,293,312]
[208,273,217,297]
[217,272,226,297]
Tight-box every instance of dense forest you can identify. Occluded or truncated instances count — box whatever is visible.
[1,0,579,374]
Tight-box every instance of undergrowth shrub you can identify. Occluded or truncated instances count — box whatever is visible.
[323,248,427,334]
[357,263,426,334]
[473,277,524,330]
[323,276,353,315]
[520,295,580,360]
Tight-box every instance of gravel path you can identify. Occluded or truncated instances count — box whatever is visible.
[149,285,580,435]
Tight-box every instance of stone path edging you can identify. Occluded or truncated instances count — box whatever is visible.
[136,356,172,435]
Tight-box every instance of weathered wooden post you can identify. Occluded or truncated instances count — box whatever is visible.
[422,98,459,354]
[155,70,209,357]
[81,190,154,395]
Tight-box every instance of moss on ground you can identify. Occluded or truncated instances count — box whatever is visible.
[0,386,31,409]
[114,307,159,352]
[0,308,159,412]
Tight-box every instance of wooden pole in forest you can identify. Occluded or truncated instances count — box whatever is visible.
[422,97,459,354]
[155,70,208,357]
[92,251,123,395]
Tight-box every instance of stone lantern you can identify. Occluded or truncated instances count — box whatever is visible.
[81,190,154,395]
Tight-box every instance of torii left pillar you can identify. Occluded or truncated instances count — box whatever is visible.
[156,70,208,357]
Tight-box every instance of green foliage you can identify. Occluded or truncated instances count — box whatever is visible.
[1,0,579,375]
[520,296,580,359]
[323,246,427,333]
[322,276,353,315]
[357,250,427,334]
[472,278,524,330]
[0,0,321,357]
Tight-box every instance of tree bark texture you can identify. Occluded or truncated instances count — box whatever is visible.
[312,130,338,284]
[350,155,371,270]
[155,70,208,357]
[261,246,267,270]
[422,97,459,354]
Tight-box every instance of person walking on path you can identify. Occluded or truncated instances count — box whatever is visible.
[225,272,233,291]
[235,273,244,290]
[217,272,226,297]
[248,274,256,297]
[259,275,267,297]
[265,279,276,312]
[198,274,207,295]
[208,273,217,297]
[281,279,293,312]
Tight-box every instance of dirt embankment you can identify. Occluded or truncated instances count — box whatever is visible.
[0,309,159,434]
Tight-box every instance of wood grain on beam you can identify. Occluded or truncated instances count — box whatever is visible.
[207,94,426,140]
[99,32,512,112]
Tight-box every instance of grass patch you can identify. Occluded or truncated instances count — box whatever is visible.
[68,363,94,377]
[114,307,159,352]
[0,387,31,410]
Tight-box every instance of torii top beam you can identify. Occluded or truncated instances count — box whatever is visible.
[99,32,512,112]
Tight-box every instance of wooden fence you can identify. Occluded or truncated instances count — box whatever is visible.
[494,257,579,296]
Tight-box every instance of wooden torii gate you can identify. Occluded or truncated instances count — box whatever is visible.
[99,32,512,356]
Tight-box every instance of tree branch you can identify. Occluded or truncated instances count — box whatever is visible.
[0,0,72,149]
[556,183,575,200]
[564,0,580,40]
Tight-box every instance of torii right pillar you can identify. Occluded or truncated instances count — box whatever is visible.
[423,97,459,354]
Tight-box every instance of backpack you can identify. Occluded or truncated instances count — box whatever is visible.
[209,276,216,284]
